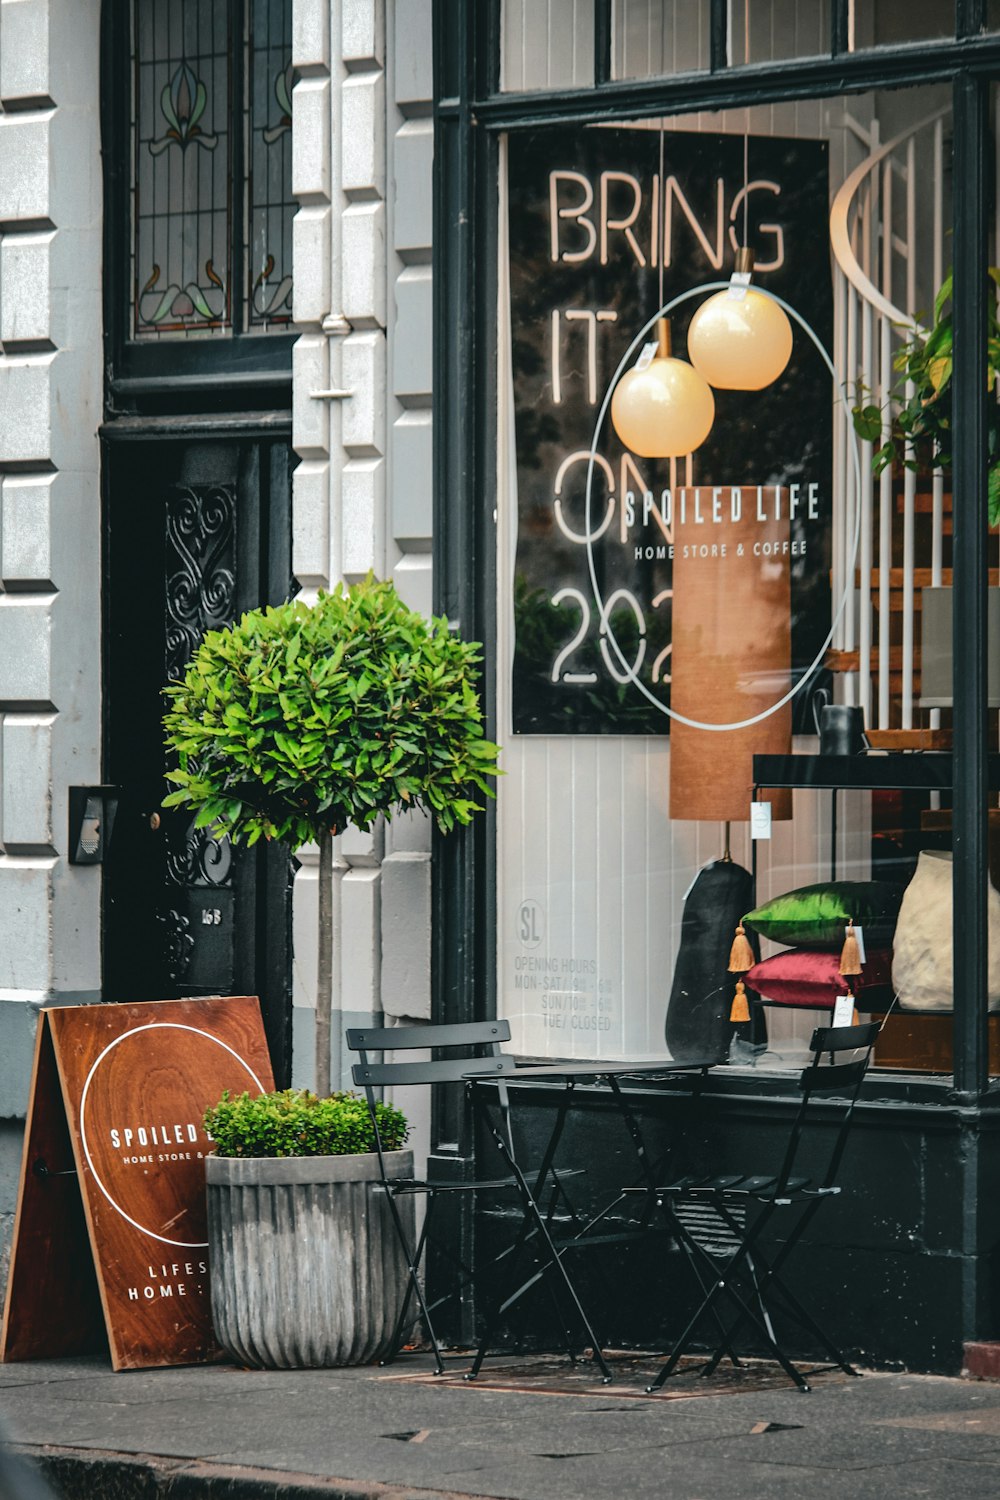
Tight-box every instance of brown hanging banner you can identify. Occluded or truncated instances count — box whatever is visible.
[1,996,273,1371]
[669,485,794,822]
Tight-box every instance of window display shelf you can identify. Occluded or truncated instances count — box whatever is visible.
[753,752,1000,794]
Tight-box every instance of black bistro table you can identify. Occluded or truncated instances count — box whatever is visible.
[463,1055,718,1382]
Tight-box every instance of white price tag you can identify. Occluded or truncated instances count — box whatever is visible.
[854,924,867,965]
[832,993,855,1030]
[750,801,772,840]
[635,340,658,371]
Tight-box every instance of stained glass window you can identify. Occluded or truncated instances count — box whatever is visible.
[248,0,294,330]
[130,0,293,342]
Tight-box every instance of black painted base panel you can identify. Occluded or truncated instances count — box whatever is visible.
[445,1077,1000,1375]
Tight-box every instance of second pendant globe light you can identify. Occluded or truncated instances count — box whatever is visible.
[687,248,793,391]
[610,318,715,458]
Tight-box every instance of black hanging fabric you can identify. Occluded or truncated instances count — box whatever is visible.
[665,860,766,1062]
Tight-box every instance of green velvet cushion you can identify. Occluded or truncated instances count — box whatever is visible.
[744,880,904,950]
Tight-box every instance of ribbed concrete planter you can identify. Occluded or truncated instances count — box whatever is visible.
[206,1149,413,1368]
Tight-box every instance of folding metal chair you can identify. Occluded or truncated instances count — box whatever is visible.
[639,1020,880,1393]
[348,1020,610,1379]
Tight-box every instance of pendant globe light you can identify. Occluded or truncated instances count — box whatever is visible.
[688,246,793,391]
[611,317,716,458]
[688,15,793,396]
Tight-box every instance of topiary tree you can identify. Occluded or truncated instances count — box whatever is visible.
[162,575,500,1094]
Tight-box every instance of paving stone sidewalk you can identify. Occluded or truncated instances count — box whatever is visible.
[3,1353,1000,1500]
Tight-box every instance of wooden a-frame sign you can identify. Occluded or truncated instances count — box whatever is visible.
[1,996,274,1370]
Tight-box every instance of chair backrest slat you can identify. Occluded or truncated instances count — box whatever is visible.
[346,1021,511,1054]
[352,1056,517,1087]
[809,1021,880,1054]
[798,1057,869,1097]
[346,1020,515,1181]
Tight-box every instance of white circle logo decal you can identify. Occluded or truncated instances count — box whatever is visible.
[78,1022,266,1248]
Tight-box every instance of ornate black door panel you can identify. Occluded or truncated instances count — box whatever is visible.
[103,437,293,1082]
[164,480,238,680]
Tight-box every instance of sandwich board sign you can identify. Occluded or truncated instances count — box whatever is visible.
[0,995,274,1370]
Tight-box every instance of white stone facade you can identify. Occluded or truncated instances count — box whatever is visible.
[290,0,435,1094]
[0,0,436,1238]
[0,0,104,1120]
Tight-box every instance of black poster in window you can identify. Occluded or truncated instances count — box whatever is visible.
[508,126,832,735]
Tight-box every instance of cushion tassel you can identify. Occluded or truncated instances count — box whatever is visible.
[730,979,751,1023]
[728,922,754,973]
[839,921,862,976]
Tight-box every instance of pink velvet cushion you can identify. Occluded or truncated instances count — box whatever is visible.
[745,947,893,1010]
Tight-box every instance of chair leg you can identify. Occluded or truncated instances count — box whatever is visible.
[482,1197,582,1365]
[383,1199,438,1368]
[384,1191,448,1376]
[383,1262,418,1367]
[514,1180,614,1382]
[642,1210,751,1390]
[654,1198,745,1369]
[646,1210,814,1395]
[698,1246,774,1379]
[466,1091,613,1384]
[646,1278,727,1391]
[699,1205,859,1383]
[686,1197,782,1379]
[687,1273,813,1394]
[466,1184,613,1383]
[753,1265,860,1378]
[465,1195,540,1382]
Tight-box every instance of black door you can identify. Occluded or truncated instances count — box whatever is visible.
[103,434,294,1083]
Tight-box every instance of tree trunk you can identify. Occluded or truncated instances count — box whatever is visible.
[315,826,333,1097]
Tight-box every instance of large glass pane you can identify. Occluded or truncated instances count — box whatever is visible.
[501,0,595,91]
[132,0,232,339]
[247,0,294,330]
[497,83,958,1069]
[728,0,830,65]
[612,0,711,79]
[852,1,952,49]
[726,0,950,64]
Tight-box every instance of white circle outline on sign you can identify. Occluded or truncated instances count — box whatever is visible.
[78,1022,266,1248]
[583,283,863,731]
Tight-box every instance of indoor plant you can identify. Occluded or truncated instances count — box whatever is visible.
[852,268,1000,523]
[162,573,500,1094]
[203,1087,412,1368]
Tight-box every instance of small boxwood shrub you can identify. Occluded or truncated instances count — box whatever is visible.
[205,1088,409,1159]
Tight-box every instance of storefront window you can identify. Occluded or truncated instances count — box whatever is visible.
[501,0,596,92]
[849,2,952,49]
[726,0,830,65]
[612,1,712,79]
[724,1,949,61]
[496,82,964,1067]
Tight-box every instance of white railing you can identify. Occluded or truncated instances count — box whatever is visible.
[829,106,950,733]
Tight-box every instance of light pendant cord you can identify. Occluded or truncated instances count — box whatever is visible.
[658,123,665,315]
[742,0,750,250]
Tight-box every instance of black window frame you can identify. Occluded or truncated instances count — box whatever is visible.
[432,0,1000,1106]
[101,0,294,407]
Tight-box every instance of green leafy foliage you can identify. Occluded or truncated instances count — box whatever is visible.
[205,1087,409,1158]
[162,575,500,850]
[851,270,1000,527]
